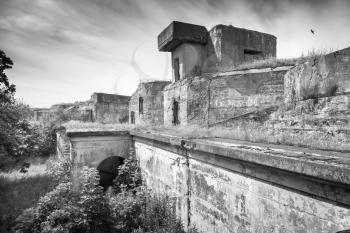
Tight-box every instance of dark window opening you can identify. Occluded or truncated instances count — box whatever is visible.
[244,49,262,55]
[130,111,135,124]
[174,58,180,81]
[172,100,179,125]
[139,97,143,114]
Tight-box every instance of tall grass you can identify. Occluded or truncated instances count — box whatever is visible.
[63,120,135,132]
[217,48,334,72]
[0,163,53,232]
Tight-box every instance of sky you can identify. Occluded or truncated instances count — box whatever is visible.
[1,0,350,107]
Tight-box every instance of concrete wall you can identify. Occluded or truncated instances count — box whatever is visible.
[91,93,130,123]
[171,43,204,81]
[133,131,350,233]
[203,25,276,72]
[60,130,132,190]
[164,67,289,126]
[284,47,350,106]
[129,81,170,125]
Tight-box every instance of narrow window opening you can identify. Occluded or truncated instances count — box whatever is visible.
[139,97,143,114]
[244,49,262,55]
[130,111,135,124]
[172,100,179,125]
[174,58,180,82]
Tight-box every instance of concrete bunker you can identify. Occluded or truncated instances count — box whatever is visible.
[158,21,276,80]
[129,81,170,125]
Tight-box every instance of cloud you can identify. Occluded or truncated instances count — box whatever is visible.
[0,0,350,107]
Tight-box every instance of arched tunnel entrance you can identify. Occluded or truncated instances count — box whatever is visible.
[97,156,125,191]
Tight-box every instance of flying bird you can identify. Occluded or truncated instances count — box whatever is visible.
[310,29,315,34]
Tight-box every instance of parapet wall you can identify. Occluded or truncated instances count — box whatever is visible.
[132,130,350,233]
[91,93,130,123]
[164,67,290,126]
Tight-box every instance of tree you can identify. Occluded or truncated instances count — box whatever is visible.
[0,49,15,103]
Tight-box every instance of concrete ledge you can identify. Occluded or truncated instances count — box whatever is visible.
[131,130,350,207]
[66,130,130,137]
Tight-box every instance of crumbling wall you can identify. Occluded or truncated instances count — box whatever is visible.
[203,25,276,72]
[163,80,189,126]
[285,47,350,105]
[91,93,130,124]
[129,81,170,125]
[164,68,289,126]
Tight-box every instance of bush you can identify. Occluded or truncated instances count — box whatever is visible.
[15,153,194,233]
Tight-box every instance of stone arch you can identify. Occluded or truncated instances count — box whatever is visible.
[97,156,125,190]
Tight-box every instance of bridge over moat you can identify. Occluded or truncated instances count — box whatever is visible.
[57,128,350,232]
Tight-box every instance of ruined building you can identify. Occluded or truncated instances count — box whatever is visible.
[33,93,130,124]
[159,21,286,126]
[58,21,350,233]
[129,81,170,124]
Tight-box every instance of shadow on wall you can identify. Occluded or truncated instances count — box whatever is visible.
[97,156,125,191]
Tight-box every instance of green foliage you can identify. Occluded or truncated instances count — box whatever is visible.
[0,50,57,171]
[0,49,15,103]
[113,152,142,192]
[46,156,72,184]
[15,152,193,233]
[0,165,53,233]
[14,167,113,233]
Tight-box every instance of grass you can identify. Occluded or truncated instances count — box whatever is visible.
[63,120,135,132]
[133,122,350,152]
[216,48,334,72]
[0,162,54,232]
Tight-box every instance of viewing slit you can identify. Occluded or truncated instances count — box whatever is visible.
[174,58,180,81]
[139,97,143,114]
[172,100,179,125]
[130,111,135,124]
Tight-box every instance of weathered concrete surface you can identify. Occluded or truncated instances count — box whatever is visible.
[203,24,276,72]
[67,130,131,168]
[285,47,350,105]
[135,141,189,228]
[91,93,130,123]
[171,43,204,80]
[60,130,132,190]
[132,131,350,233]
[158,21,208,52]
[190,159,349,233]
[164,67,289,126]
[129,81,170,125]
[159,21,277,78]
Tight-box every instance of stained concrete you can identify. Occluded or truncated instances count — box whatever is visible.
[129,81,170,125]
[59,130,132,190]
[163,67,290,126]
[132,130,350,233]
[285,47,350,105]
[158,21,277,77]
[91,93,130,123]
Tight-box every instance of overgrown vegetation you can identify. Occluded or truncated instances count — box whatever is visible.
[217,48,333,72]
[0,161,54,232]
[0,50,56,171]
[12,153,196,233]
[63,120,135,132]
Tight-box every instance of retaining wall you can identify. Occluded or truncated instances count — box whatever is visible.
[132,131,350,233]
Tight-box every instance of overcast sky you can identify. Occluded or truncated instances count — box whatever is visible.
[1,0,350,107]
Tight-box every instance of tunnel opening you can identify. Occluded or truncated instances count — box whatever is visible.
[97,156,125,191]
